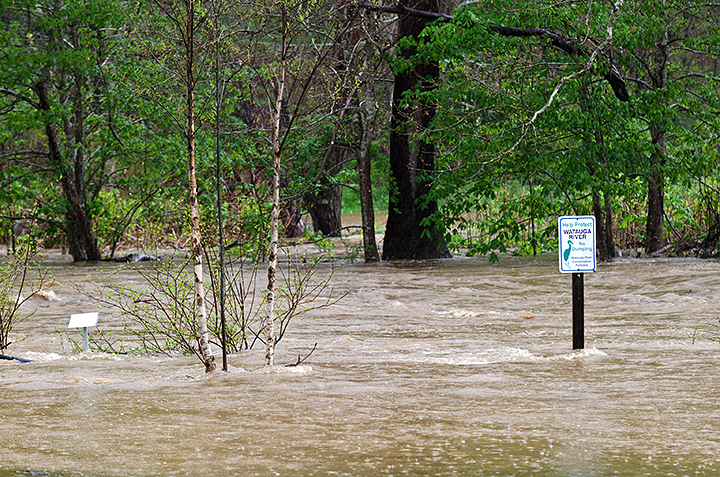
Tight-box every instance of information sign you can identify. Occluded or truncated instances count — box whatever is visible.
[558,216,596,273]
[68,312,99,329]
[68,312,99,353]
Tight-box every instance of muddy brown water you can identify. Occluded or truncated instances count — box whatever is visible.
[1,251,720,476]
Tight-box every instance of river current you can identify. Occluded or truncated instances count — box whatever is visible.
[1,250,719,476]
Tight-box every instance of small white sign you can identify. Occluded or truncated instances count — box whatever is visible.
[68,312,99,328]
[558,216,596,273]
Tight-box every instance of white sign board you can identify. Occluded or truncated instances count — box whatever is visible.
[558,216,596,273]
[68,312,99,328]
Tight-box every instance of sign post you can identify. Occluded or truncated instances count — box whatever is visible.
[68,312,99,352]
[558,216,596,349]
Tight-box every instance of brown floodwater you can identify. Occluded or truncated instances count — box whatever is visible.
[1,250,720,476]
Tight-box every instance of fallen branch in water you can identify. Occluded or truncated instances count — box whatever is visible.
[0,354,33,363]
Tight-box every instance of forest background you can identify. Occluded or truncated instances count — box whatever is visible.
[1,0,719,264]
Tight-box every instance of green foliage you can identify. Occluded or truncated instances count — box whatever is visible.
[396,0,720,259]
[0,0,718,263]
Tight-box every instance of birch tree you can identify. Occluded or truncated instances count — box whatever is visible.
[261,5,287,365]
[130,0,220,371]
[240,0,355,364]
[183,0,215,372]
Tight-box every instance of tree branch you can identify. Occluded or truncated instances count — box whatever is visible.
[360,2,453,21]
[0,87,41,109]
[359,0,630,102]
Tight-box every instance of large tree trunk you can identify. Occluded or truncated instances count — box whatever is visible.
[382,0,450,261]
[644,39,669,254]
[306,181,342,237]
[34,82,101,262]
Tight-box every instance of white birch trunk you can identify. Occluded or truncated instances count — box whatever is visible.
[262,9,288,366]
[263,86,283,365]
[186,0,215,372]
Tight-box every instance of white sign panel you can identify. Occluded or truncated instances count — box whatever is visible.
[558,216,596,273]
[68,312,99,328]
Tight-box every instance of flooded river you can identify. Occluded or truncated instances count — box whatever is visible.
[1,251,720,476]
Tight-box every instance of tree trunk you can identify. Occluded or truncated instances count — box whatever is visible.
[357,72,380,262]
[645,155,665,254]
[34,81,101,262]
[382,0,449,261]
[603,192,615,259]
[644,38,669,255]
[185,0,215,373]
[592,191,615,261]
[264,105,281,366]
[279,200,305,238]
[579,83,616,261]
[262,7,288,366]
[307,182,342,237]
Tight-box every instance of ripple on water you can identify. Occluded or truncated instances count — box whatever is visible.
[395,346,608,365]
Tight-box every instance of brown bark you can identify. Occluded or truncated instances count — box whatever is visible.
[307,182,342,237]
[645,156,665,254]
[644,40,669,255]
[280,201,305,238]
[34,82,101,262]
[357,73,380,262]
[591,191,616,261]
[382,0,450,260]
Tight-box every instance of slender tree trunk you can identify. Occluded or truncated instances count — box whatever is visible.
[264,86,282,366]
[265,138,280,366]
[579,83,616,261]
[645,151,665,254]
[185,0,215,372]
[382,0,450,260]
[357,71,380,262]
[262,9,287,366]
[603,193,615,258]
[592,191,611,261]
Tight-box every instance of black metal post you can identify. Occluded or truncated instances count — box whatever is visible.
[572,272,584,349]
[214,4,227,372]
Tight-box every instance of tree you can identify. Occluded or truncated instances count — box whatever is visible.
[0,0,124,261]
[610,0,720,253]
[372,0,719,259]
[348,7,393,263]
[237,0,355,364]
[129,0,220,371]
[355,48,383,262]
[365,0,628,260]
[381,0,452,260]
